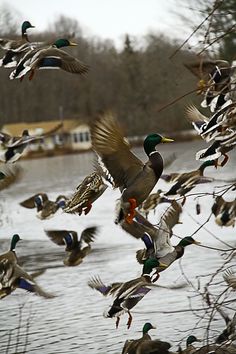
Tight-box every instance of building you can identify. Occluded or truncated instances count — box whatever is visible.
[1,119,91,156]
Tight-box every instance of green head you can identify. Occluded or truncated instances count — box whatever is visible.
[21,21,35,35]
[53,39,78,49]
[143,322,156,334]
[178,237,200,248]
[142,258,167,275]
[199,160,216,171]
[186,335,200,347]
[10,234,21,251]
[143,134,174,156]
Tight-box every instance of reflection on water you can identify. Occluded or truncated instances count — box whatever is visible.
[0,141,235,353]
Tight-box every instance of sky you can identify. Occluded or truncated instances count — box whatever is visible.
[0,0,193,47]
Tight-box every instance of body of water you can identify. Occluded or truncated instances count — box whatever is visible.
[0,140,235,353]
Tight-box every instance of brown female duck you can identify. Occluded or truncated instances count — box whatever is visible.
[64,171,108,215]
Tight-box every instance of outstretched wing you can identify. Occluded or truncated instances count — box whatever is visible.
[0,165,22,191]
[45,230,78,248]
[184,59,229,80]
[20,193,48,208]
[91,112,144,190]
[88,276,122,296]
[162,200,182,230]
[80,226,98,244]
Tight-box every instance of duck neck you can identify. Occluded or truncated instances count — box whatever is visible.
[10,238,18,252]
[144,139,157,157]
[199,160,215,174]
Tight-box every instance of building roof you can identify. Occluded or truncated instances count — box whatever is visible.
[1,119,88,136]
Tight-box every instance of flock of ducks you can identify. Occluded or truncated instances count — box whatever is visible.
[0,22,236,354]
[0,21,89,81]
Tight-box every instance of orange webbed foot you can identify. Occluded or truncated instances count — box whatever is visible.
[84,202,92,215]
[125,198,137,224]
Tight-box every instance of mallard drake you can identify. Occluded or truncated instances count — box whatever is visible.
[186,103,236,166]
[121,200,182,260]
[0,234,21,264]
[0,21,35,51]
[121,322,172,354]
[0,259,54,299]
[162,160,215,197]
[88,263,165,329]
[0,165,22,191]
[20,193,68,219]
[91,112,173,224]
[138,237,200,277]
[178,335,201,354]
[211,196,236,227]
[64,172,108,215]
[184,59,232,112]
[0,21,37,68]
[10,38,89,80]
[45,226,98,266]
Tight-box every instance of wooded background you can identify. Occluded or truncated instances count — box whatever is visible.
[0,1,234,135]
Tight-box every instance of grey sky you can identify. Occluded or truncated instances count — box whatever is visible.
[1,0,192,47]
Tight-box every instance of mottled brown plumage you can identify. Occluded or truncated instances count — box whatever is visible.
[64,172,108,215]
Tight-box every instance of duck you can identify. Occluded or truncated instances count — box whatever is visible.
[138,189,168,218]
[88,259,166,329]
[0,234,21,264]
[10,38,89,80]
[0,165,22,191]
[179,334,236,354]
[0,21,35,51]
[186,103,236,166]
[178,335,201,353]
[91,112,173,224]
[0,258,55,299]
[0,21,37,68]
[0,129,40,163]
[215,310,236,346]
[121,200,182,261]
[45,226,98,266]
[0,122,63,163]
[138,237,200,278]
[20,192,67,219]
[162,160,215,198]
[211,196,236,226]
[184,59,233,112]
[64,171,108,215]
[121,322,172,354]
